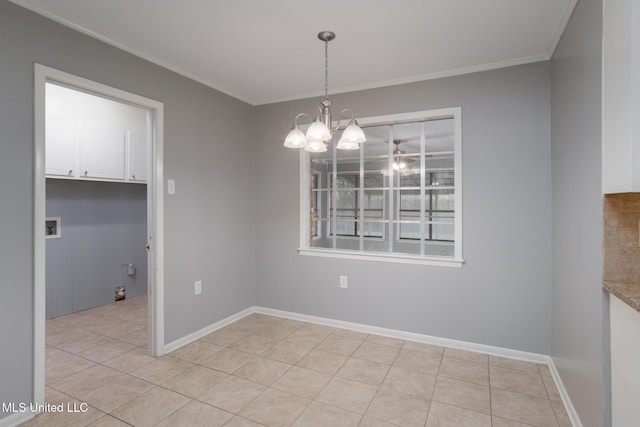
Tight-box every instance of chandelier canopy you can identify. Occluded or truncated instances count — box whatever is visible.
[283,31,366,152]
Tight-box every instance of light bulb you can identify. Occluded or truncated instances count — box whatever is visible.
[306,118,331,143]
[305,140,328,153]
[336,139,360,150]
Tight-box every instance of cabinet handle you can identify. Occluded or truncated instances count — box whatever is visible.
[84,171,88,176]
[132,174,136,179]
[68,170,73,176]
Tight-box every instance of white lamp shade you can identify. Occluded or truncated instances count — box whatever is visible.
[306,119,331,143]
[340,123,366,144]
[284,128,308,148]
[305,140,328,153]
[336,138,360,150]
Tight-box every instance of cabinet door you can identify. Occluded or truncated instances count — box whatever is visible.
[127,130,147,182]
[46,116,76,177]
[79,122,125,180]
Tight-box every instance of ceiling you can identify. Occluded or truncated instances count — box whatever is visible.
[11,0,578,106]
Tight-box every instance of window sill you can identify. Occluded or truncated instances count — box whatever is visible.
[298,248,464,267]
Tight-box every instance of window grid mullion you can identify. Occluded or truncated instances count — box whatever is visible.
[420,122,426,256]
[359,142,365,250]
[331,143,337,249]
[387,125,394,253]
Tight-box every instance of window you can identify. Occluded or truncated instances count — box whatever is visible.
[299,108,462,267]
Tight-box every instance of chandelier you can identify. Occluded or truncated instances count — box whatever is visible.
[283,31,366,153]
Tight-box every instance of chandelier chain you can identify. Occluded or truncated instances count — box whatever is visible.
[324,40,329,101]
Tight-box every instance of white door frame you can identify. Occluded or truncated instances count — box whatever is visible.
[33,64,165,405]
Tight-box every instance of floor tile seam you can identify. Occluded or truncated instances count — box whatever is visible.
[50,371,129,402]
[359,376,388,422]
[82,371,154,404]
[46,359,101,389]
[487,354,494,421]
[489,363,546,379]
[366,335,405,349]
[490,412,541,427]
[365,389,431,427]
[539,373,562,402]
[488,357,541,374]
[93,412,135,426]
[488,383,552,400]
[55,328,142,353]
[441,353,488,368]
[239,355,297,387]
[49,344,99,365]
[237,386,312,424]
[259,343,313,366]
[187,389,244,415]
[429,393,492,417]
[549,399,566,427]
[95,351,154,373]
[440,351,489,365]
[130,386,192,427]
[294,356,344,404]
[488,388,555,427]
[289,399,368,426]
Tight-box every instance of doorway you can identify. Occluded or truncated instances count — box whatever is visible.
[33,64,165,406]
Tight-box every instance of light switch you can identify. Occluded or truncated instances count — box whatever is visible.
[167,179,175,195]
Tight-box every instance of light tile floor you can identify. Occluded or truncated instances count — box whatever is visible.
[23,295,573,426]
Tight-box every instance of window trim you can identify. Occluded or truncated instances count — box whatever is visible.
[298,107,463,267]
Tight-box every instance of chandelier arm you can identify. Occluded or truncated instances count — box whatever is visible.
[332,108,356,132]
[294,113,312,127]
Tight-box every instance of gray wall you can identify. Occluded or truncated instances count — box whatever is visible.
[46,179,148,319]
[550,0,607,425]
[255,62,552,354]
[0,1,254,419]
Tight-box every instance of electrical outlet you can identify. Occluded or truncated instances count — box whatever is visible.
[194,280,202,295]
[340,275,348,288]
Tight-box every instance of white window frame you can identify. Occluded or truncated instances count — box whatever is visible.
[298,107,463,267]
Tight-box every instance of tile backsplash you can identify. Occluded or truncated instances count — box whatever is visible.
[604,193,640,282]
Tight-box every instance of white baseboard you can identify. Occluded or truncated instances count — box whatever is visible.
[163,306,254,354]
[161,304,582,427]
[548,360,584,427]
[256,306,550,364]
[0,411,34,427]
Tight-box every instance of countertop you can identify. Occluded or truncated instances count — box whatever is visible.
[603,281,640,313]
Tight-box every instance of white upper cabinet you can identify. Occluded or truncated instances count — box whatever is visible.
[45,115,75,178]
[603,0,640,193]
[127,130,148,182]
[79,122,125,180]
[45,83,147,184]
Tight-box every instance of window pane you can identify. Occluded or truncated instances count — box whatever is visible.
[364,174,384,188]
[363,190,384,218]
[432,221,454,241]
[432,190,454,211]
[334,220,356,236]
[362,221,384,238]
[399,189,420,211]
[335,189,357,211]
[399,222,421,240]
[336,174,357,189]
[432,171,454,187]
